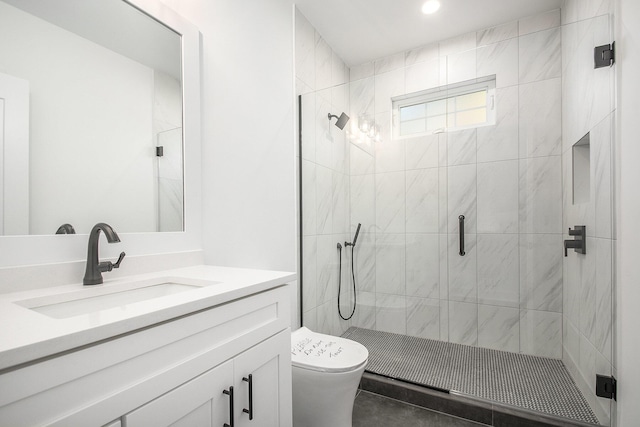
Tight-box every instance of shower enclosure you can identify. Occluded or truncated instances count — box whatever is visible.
[297,5,615,426]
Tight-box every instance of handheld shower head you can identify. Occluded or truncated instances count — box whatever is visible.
[352,223,361,246]
[345,223,362,247]
[328,112,350,130]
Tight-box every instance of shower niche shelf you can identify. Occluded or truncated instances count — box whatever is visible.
[572,133,591,205]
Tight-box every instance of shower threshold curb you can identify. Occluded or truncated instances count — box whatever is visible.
[360,372,602,427]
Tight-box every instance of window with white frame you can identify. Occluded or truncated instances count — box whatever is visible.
[393,76,496,137]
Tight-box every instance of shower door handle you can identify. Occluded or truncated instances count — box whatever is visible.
[459,215,465,256]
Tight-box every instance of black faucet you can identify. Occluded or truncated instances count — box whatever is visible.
[83,223,126,285]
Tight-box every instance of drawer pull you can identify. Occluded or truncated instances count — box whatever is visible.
[242,374,254,420]
[223,386,234,427]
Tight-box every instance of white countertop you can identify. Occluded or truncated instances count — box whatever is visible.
[0,265,295,371]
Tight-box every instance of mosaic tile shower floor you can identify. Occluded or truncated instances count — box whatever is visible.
[342,327,599,425]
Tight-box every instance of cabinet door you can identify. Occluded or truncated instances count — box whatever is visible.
[233,330,292,427]
[125,360,234,427]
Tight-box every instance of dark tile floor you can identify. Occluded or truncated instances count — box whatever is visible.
[353,390,488,427]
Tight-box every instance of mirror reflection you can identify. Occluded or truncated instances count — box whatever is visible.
[0,0,184,236]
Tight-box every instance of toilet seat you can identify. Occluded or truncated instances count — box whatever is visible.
[291,327,368,373]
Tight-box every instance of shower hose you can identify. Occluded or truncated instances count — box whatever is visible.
[337,243,357,320]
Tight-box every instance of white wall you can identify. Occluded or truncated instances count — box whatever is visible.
[616,0,640,423]
[157,0,296,274]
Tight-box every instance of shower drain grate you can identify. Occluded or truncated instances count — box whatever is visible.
[342,327,600,425]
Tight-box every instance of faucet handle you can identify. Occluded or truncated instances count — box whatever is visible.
[113,252,126,268]
[98,252,126,273]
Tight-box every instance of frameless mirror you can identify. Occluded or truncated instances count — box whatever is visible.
[0,0,184,236]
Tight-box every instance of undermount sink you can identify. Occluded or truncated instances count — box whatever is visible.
[15,277,221,319]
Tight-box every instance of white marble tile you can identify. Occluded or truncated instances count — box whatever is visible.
[477,234,519,308]
[577,0,612,21]
[350,61,374,81]
[315,33,332,90]
[478,305,520,352]
[447,50,476,85]
[563,245,581,326]
[477,86,519,163]
[447,129,477,166]
[440,32,477,57]
[439,234,449,300]
[562,0,578,25]
[519,78,562,158]
[375,52,405,75]
[316,234,338,305]
[303,307,318,331]
[315,89,333,168]
[375,69,404,114]
[405,43,439,66]
[407,297,440,340]
[332,171,348,234]
[448,233,477,303]
[350,143,375,175]
[406,233,440,299]
[301,160,316,236]
[318,299,340,336]
[302,236,317,313]
[477,21,518,46]
[440,299,449,341]
[406,169,439,233]
[350,76,375,120]
[375,138,405,173]
[375,111,392,146]
[352,291,376,329]
[519,28,561,84]
[476,37,518,88]
[405,134,439,170]
[295,9,316,89]
[590,16,614,131]
[439,167,448,233]
[520,234,563,312]
[315,165,333,235]
[580,246,597,343]
[563,317,581,368]
[519,156,562,234]
[376,293,406,334]
[477,160,519,234]
[449,301,478,346]
[331,127,347,174]
[350,174,375,232]
[448,164,477,234]
[375,233,406,295]
[519,309,562,358]
[593,115,613,239]
[376,171,405,233]
[301,92,316,162]
[355,228,376,293]
[518,9,561,36]
[595,238,613,362]
[405,59,440,94]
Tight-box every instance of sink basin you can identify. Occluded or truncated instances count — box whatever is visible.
[15,277,221,319]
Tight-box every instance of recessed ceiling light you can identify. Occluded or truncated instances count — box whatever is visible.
[422,0,441,14]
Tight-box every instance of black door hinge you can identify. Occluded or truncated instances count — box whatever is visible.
[156,146,164,157]
[596,374,616,400]
[594,42,615,68]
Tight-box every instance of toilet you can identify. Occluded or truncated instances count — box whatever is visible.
[291,327,369,427]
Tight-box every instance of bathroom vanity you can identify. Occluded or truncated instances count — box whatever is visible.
[0,265,294,427]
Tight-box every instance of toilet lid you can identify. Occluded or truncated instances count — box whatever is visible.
[291,327,369,373]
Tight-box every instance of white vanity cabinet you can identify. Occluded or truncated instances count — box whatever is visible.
[125,330,289,427]
[0,283,292,427]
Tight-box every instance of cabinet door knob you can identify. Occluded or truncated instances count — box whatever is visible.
[223,386,234,427]
[242,374,254,420]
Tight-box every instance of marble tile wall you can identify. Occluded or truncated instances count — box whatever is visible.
[560,0,616,425]
[295,9,353,337]
[347,10,565,360]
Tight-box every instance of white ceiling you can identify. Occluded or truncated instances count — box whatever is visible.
[294,0,563,66]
